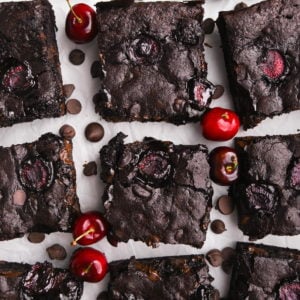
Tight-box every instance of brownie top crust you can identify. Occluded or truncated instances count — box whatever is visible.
[0,0,65,127]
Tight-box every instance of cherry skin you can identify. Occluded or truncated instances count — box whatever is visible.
[65,1,97,44]
[209,147,238,185]
[201,107,240,141]
[72,211,108,246]
[70,247,108,282]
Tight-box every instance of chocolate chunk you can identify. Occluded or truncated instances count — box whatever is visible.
[83,161,98,176]
[12,190,27,206]
[234,2,248,10]
[202,18,215,34]
[85,122,105,142]
[206,249,223,267]
[91,61,103,78]
[27,232,45,244]
[212,85,225,100]
[69,49,85,65]
[221,247,236,274]
[59,124,76,140]
[211,219,226,234]
[46,244,67,260]
[216,195,234,215]
[66,99,82,115]
[63,84,75,99]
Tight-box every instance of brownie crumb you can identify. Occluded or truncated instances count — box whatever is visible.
[216,195,234,215]
[85,122,104,142]
[59,124,76,140]
[206,249,223,267]
[202,18,215,34]
[234,2,248,10]
[83,161,98,176]
[63,84,75,99]
[27,232,45,244]
[212,85,225,100]
[46,244,67,260]
[211,219,226,234]
[66,99,82,115]
[91,61,104,78]
[69,49,85,65]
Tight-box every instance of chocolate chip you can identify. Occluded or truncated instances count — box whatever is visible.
[59,124,76,140]
[90,61,104,78]
[46,244,67,260]
[212,85,225,100]
[107,230,119,247]
[27,232,45,244]
[202,18,215,34]
[69,49,85,65]
[211,219,226,234]
[83,161,98,176]
[85,122,105,142]
[62,84,75,99]
[13,190,26,206]
[221,247,236,274]
[234,2,248,10]
[66,99,82,115]
[206,249,223,267]
[97,292,109,300]
[216,195,235,215]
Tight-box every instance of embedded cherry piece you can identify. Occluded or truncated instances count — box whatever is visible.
[19,157,53,192]
[187,79,213,107]
[69,247,108,282]
[290,160,300,190]
[278,281,300,300]
[72,211,108,246]
[260,49,285,80]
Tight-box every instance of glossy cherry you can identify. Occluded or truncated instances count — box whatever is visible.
[65,1,97,44]
[70,247,108,282]
[72,211,107,246]
[209,146,238,185]
[201,107,240,141]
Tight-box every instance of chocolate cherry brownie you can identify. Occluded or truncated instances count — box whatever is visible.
[0,0,65,127]
[95,1,215,124]
[230,134,300,240]
[229,243,300,299]
[0,261,83,299]
[99,255,217,299]
[100,133,212,248]
[0,133,80,241]
[217,0,300,129]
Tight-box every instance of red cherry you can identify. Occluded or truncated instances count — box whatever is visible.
[65,1,97,44]
[201,107,240,141]
[72,211,107,246]
[70,247,108,282]
[209,147,238,185]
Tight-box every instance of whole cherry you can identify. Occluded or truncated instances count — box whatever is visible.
[65,0,97,44]
[70,247,108,282]
[71,211,107,246]
[209,146,238,185]
[201,107,240,141]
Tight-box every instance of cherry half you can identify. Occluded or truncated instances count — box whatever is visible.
[65,1,97,44]
[70,247,108,282]
[209,147,238,185]
[72,211,107,246]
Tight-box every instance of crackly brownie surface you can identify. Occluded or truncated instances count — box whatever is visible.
[95,1,215,125]
[0,0,65,127]
[0,133,80,241]
[100,133,212,248]
[99,255,217,299]
[230,134,300,240]
[0,261,83,299]
[217,0,300,129]
[229,243,300,299]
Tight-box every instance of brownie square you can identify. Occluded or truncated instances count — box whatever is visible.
[217,0,300,129]
[0,261,83,299]
[229,242,300,299]
[99,255,217,299]
[95,1,215,125]
[100,133,212,248]
[0,133,80,241]
[0,0,65,127]
[230,134,300,240]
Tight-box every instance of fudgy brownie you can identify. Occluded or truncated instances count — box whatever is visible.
[0,261,83,299]
[0,133,80,241]
[229,242,300,299]
[100,133,212,248]
[99,255,217,299]
[0,0,65,127]
[230,134,300,240]
[95,1,215,125]
[217,0,300,129]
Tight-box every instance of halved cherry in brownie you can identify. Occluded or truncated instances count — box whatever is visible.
[278,281,300,300]
[289,159,300,190]
[187,78,214,107]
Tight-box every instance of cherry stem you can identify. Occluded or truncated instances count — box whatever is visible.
[221,112,229,120]
[66,0,83,24]
[71,228,95,246]
[83,262,94,275]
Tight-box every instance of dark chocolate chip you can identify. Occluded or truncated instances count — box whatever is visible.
[46,244,67,260]
[83,161,98,176]
[69,49,85,65]
[90,61,103,78]
[27,232,45,244]
[234,2,248,10]
[216,195,235,215]
[211,219,226,234]
[206,249,223,267]
[59,124,76,140]
[97,291,109,300]
[66,99,82,115]
[202,18,215,34]
[107,230,119,247]
[85,122,105,142]
[212,85,225,100]
[62,84,75,99]
[221,247,236,274]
